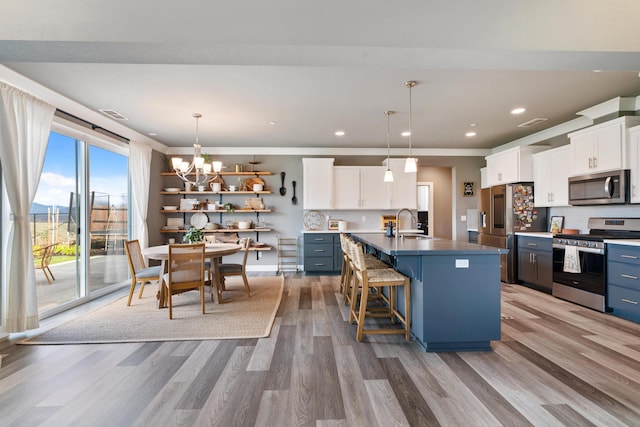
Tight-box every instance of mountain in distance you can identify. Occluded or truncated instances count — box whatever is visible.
[30,203,70,215]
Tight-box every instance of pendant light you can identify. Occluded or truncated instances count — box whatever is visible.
[384,110,394,182]
[404,81,418,173]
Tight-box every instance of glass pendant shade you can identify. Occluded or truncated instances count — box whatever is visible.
[384,169,394,182]
[404,157,417,173]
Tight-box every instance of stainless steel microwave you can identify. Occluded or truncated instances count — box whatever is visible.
[568,169,630,205]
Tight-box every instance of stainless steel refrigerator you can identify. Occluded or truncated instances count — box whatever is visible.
[478,183,547,283]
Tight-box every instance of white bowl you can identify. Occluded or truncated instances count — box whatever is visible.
[162,206,178,211]
[237,221,252,229]
[164,187,180,192]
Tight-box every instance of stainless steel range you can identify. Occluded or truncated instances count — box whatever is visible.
[552,217,640,312]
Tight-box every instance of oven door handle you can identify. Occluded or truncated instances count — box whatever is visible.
[553,243,605,255]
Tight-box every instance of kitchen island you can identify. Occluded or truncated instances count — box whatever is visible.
[350,233,508,352]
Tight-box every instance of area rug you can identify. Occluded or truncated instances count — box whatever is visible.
[21,275,284,344]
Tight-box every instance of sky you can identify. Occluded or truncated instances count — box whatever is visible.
[33,132,128,208]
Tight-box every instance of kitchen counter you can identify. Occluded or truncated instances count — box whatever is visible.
[515,231,554,239]
[302,229,422,234]
[606,239,640,247]
[350,233,508,256]
[351,233,503,352]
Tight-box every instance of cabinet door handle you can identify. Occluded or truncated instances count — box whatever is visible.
[621,274,638,280]
[314,263,326,266]
[314,249,326,252]
[621,255,639,259]
[527,243,537,247]
[588,157,593,169]
[593,157,597,168]
[621,298,638,305]
[532,253,536,263]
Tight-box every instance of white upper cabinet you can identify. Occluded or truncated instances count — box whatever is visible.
[334,166,388,209]
[533,145,572,207]
[485,146,548,187]
[569,116,640,175]
[630,125,640,203]
[302,158,334,209]
[385,158,417,209]
[360,167,389,208]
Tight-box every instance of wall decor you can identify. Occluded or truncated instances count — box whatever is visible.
[462,181,474,196]
[328,219,341,230]
[550,216,564,233]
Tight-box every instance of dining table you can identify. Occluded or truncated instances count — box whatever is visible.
[143,243,242,308]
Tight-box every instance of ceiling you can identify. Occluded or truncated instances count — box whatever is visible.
[2,1,640,156]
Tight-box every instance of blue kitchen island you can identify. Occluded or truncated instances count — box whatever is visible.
[351,233,508,352]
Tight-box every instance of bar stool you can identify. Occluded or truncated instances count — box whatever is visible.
[342,235,389,306]
[348,241,411,341]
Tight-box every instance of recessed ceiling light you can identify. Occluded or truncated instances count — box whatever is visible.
[401,131,411,137]
[148,132,157,136]
[593,69,603,73]
[510,107,526,115]
[465,131,477,137]
[269,121,277,126]
[469,123,477,127]
[334,130,345,136]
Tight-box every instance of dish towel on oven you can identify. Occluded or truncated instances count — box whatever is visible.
[563,246,581,273]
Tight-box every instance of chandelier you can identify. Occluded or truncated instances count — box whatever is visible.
[171,113,222,187]
[404,81,418,173]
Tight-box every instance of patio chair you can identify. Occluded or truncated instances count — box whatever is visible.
[34,243,57,284]
[124,239,161,306]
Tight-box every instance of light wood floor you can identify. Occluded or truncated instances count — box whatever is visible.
[2,274,640,426]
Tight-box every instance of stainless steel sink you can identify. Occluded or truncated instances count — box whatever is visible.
[399,234,433,240]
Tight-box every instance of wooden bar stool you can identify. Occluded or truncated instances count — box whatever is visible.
[348,241,411,341]
[342,236,389,306]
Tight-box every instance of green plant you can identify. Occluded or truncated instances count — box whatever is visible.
[183,228,204,243]
[222,202,235,211]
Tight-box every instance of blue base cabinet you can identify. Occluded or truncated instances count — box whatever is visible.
[608,244,640,323]
[303,233,342,273]
[395,253,502,352]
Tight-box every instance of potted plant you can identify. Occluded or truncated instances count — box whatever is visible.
[183,228,204,243]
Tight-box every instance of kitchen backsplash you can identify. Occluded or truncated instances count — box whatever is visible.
[548,205,639,233]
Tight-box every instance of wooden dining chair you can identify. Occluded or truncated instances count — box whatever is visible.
[165,243,206,319]
[124,240,162,306]
[217,237,252,297]
[33,243,57,284]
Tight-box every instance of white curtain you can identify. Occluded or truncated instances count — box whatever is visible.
[129,141,152,250]
[0,82,55,332]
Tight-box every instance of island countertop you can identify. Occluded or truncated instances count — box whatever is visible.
[350,233,509,256]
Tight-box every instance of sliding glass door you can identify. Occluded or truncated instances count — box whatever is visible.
[32,130,129,316]
[88,145,129,294]
[33,132,83,312]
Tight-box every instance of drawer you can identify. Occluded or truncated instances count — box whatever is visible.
[608,261,640,291]
[304,243,333,257]
[304,234,335,244]
[608,285,640,322]
[304,257,336,271]
[608,245,640,267]
[517,236,552,252]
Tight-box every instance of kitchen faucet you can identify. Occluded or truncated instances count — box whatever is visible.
[395,208,417,238]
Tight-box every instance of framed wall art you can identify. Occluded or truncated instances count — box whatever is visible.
[462,181,475,197]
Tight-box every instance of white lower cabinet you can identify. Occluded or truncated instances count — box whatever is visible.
[532,145,572,207]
